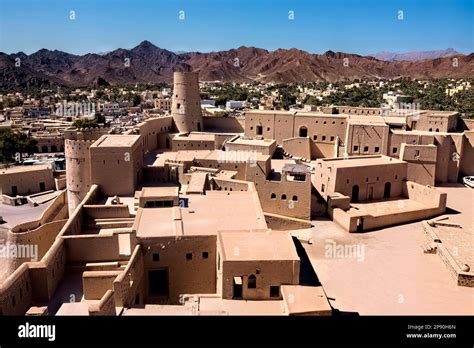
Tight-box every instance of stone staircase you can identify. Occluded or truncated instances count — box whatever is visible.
[84,217,135,230]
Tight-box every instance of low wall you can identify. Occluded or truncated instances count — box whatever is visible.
[403,181,447,209]
[38,238,67,301]
[0,185,102,315]
[332,208,357,232]
[113,245,144,307]
[11,190,67,233]
[460,131,474,176]
[83,271,121,300]
[355,206,446,232]
[9,219,67,265]
[55,177,67,190]
[63,234,128,263]
[0,232,68,314]
[213,178,250,192]
[83,205,131,219]
[333,181,446,232]
[327,194,351,211]
[1,194,17,205]
[58,184,100,237]
[0,264,33,315]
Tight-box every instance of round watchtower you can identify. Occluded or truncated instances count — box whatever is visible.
[171,72,203,133]
[64,128,108,215]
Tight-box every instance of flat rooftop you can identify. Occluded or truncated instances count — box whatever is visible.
[134,191,267,238]
[294,112,347,119]
[151,150,269,167]
[281,285,332,315]
[246,109,346,119]
[381,116,407,125]
[139,186,179,198]
[151,150,211,166]
[347,115,387,125]
[91,134,141,148]
[228,136,276,146]
[301,212,473,314]
[424,110,459,117]
[318,155,405,168]
[218,230,299,261]
[428,185,473,276]
[245,110,296,116]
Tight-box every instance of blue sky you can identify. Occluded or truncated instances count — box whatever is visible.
[0,0,472,55]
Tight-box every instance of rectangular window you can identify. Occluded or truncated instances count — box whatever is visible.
[270,286,280,298]
[322,136,326,141]
[330,136,335,141]
[353,145,359,152]
[152,253,160,262]
[321,184,325,192]
[186,253,193,261]
[392,147,398,154]
[374,146,380,153]
[364,146,369,152]
[202,251,209,259]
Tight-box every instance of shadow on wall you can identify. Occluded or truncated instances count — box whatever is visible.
[291,237,321,287]
[203,116,244,133]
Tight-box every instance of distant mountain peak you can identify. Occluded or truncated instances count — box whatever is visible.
[372,48,462,62]
[135,40,158,49]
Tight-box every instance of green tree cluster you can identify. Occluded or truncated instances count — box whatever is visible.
[72,113,106,128]
[0,129,38,163]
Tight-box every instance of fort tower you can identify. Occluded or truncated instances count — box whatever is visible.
[171,72,203,133]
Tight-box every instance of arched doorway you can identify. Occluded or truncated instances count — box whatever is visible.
[351,185,359,202]
[299,126,308,137]
[247,274,256,289]
[384,182,391,198]
[51,145,58,152]
[41,145,48,153]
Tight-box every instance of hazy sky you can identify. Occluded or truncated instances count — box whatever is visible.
[0,0,472,55]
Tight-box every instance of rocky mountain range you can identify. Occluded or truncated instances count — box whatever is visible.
[1,41,472,88]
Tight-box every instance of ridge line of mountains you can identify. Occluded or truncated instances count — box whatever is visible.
[1,41,472,88]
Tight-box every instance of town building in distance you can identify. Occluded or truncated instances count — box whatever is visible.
[0,71,473,316]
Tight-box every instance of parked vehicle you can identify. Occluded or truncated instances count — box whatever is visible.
[462,176,474,188]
